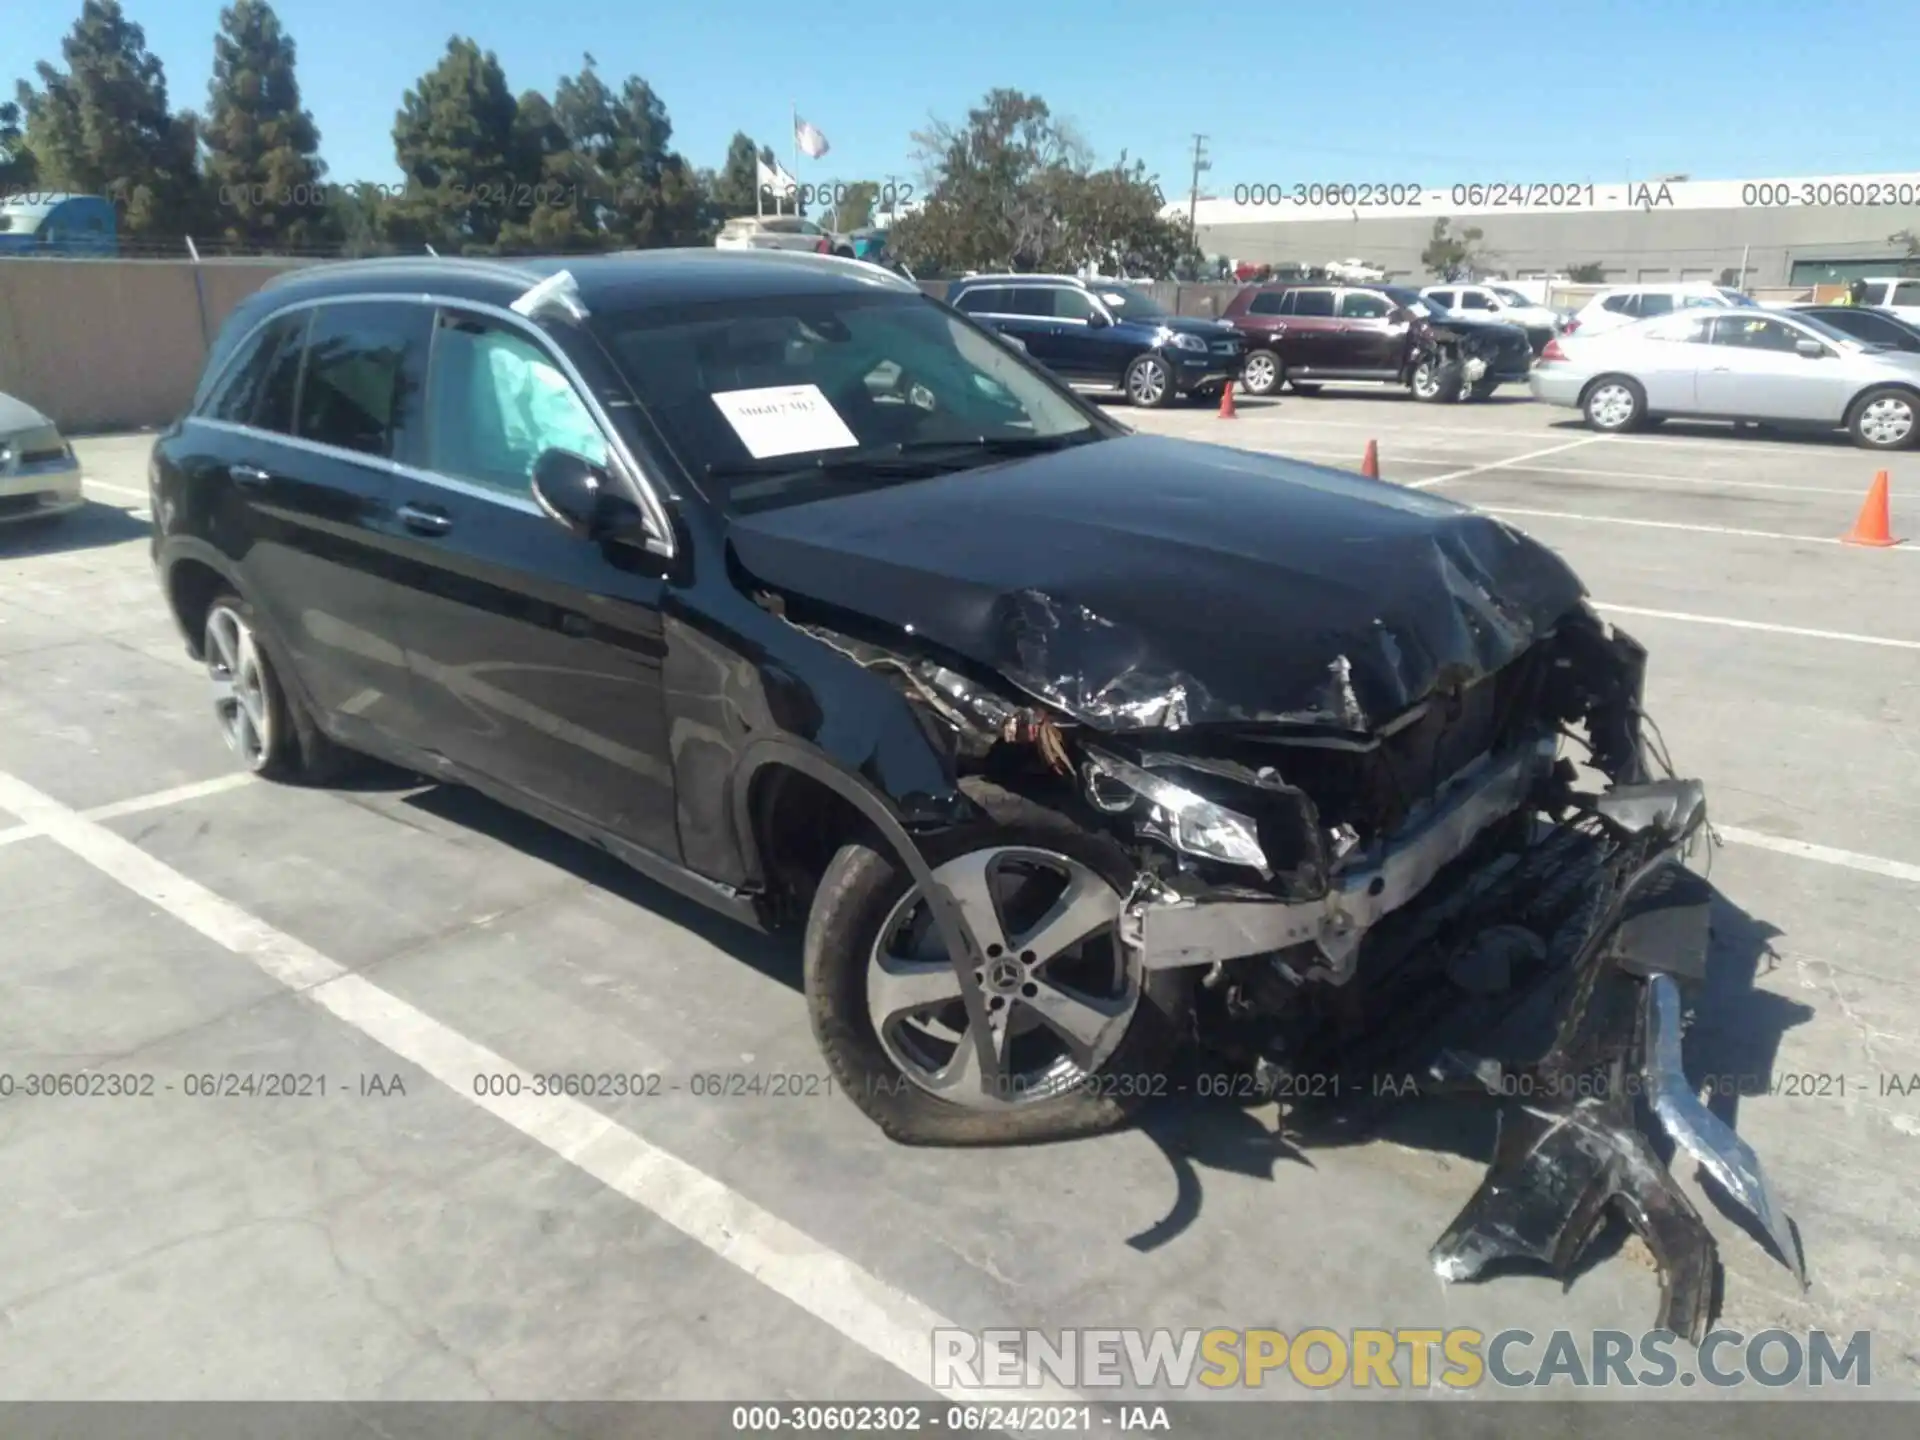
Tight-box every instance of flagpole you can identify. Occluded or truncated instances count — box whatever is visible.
[792,100,801,214]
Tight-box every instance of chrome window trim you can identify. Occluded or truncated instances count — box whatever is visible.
[189,289,676,558]
[186,416,546,516]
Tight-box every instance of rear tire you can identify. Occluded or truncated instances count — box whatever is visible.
[202,592,360,785]
[1242,349,1283,396]
[1847,387,1919,450]
[804,787,1189,1145]
[1469,379,1500,401]
[1582,375,1648,433]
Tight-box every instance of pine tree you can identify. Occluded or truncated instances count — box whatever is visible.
[710,132,762,218]
[0,101,37,194]
[202,0,332,250]
[552,58,706,248]
[388,37,518,252]
[17,0,204,243]
[496,89,598,253]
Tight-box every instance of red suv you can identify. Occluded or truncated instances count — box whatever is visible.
[1222,282,1534,403]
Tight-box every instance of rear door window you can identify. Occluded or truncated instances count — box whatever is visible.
[1601,294,1637,315]
[1290,288,1336,317]
[1637,293,1675,317]
[293,301,434,461]
[1248,291,1290,316]
[1427,290,1456,308]
[202,311,308,428]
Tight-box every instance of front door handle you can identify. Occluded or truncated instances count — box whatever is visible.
[230,463,271,488]
[397,502,453,536]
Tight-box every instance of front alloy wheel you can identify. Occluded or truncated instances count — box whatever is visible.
[804,793,1188,1144]
[867,848,1137,1105]
[1124,354,1175,408]
[1411,358,1463,403]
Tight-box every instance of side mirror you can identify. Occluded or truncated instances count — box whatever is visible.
[1795,339,1827,358]
[1085,312,1110,329]
[532,449,649,545]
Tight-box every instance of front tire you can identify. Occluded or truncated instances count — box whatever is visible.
[1242,349,1283,396]
[1411,357,1463,403]
[202,592,357,784]
[1848,387,1919,450]
[1123,354,1176,408]
[1469,380,1500,401]
[804,792,1188,1145]
[1582,376,1647,432]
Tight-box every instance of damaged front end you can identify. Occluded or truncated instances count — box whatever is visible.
[762,585,1804,1339]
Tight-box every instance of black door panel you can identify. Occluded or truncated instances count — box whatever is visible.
[388,308,679,859]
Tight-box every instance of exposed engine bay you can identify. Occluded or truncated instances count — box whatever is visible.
[756,587,1807,1342]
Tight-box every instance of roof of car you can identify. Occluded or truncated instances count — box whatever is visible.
[949,274,1089,288]
[254,249,917,312]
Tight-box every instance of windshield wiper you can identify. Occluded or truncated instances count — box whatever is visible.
[704,432,1100,484]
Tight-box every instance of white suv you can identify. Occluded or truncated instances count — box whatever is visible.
[1567,283,1752,337]
[1422,283,1564,353]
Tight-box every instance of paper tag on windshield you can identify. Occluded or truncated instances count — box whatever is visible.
[710,384,859,459]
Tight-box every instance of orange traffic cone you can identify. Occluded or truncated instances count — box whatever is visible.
[1218,382,1237,420]
[1842,470,1899,547]
[1360,439,1379,479]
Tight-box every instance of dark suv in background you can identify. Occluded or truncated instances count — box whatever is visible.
[947,275,1243,407]
[1221,282,1533,402]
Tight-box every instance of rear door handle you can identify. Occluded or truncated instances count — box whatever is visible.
[230,463,271,488]
[397,501,453,536]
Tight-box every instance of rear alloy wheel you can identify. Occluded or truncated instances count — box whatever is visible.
[1411,357,1463,403]
[203,592,358,784]
[1849,388,1918,450]
[804,800,1187,1144]
[1583,376,1647,433]
[1124,354,1175,408]
[1241,349,1282,396]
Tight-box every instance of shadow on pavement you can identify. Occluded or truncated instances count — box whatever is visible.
[0,501,149,557]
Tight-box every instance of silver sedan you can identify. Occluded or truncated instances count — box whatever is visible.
[0,391,83,525]
[1529,307,1920,450]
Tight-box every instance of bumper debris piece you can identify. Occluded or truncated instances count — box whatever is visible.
[1427,780,1804,1342]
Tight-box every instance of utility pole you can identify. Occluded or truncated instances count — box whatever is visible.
[1187,134,1210,243]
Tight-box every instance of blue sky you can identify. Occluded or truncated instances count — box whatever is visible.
[6,0,1917,196]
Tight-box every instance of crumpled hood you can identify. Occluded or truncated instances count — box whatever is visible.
[727,434,1588,732]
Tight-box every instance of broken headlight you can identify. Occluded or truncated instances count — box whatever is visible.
[1080,748,1270,874]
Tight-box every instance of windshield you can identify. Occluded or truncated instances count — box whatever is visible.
[596,290,1110,514]
[1090,285,1169,319]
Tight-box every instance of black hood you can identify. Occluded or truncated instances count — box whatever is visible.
[1147,314,1236,337]
[727,435,1588,733]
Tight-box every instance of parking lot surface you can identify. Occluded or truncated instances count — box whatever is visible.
[2,398,1917,1409]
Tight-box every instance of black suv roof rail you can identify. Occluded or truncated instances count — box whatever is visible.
[260,253,548,293]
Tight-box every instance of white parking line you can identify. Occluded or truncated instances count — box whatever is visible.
[1715,827,1920,887]
[0,765,1078,1410]
[1468,465,1867,496]
[0,771,253,849]
[1480,506,1904,548]
[1594,603,1920,651]
[1406,436,1610,489]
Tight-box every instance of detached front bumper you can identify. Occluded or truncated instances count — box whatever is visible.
[1425,782,1806,1342]
[1124,767,1806,1341]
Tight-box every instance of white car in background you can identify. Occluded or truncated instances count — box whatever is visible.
[1565,282,1753,337]
[1,391,82,526]
[714,215,833,253]
[1421,283,1564,352]
[1848,276,1920,324]
[1530,306,1920,450]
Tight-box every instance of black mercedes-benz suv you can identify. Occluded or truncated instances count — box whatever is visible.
[149,249,1797,1335]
